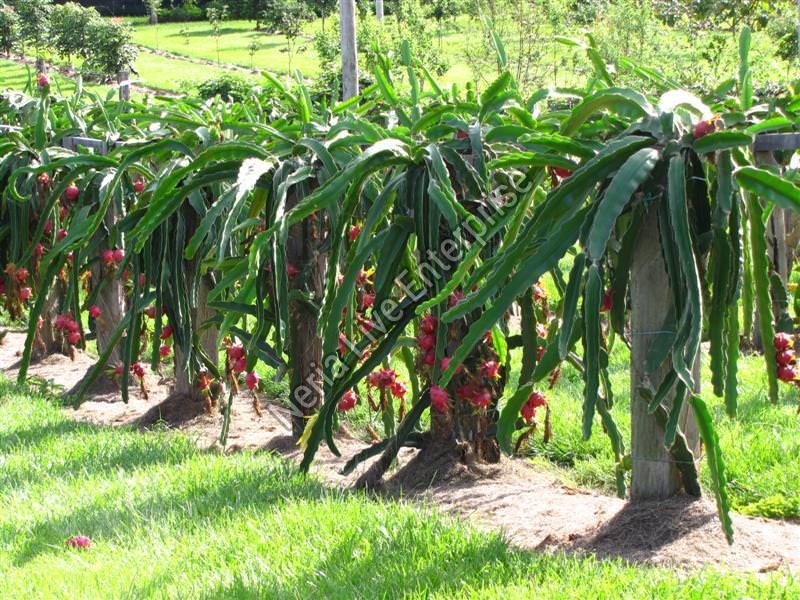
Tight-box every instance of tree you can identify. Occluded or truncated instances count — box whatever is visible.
[0,3,20,57]
[12,0,52,62]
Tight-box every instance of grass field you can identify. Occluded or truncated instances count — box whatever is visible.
[1,378,797,599]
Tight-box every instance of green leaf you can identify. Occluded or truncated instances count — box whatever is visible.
[735,167,800,213]
[561,89,653,136]
[689,395,734,545]
[586,147,659,260]
[693,131,753,154]
[582,263,602,439]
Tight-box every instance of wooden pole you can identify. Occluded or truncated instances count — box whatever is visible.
[117,70,131,102]
[630,205,700,500]
[376,0,384,21]
[340,0,359,100]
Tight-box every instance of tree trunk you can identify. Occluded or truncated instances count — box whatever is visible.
[33,279,67,359]
[340,0,359,100]
[149,5,158,26]
[174,273,217,396]
[286,197,326,438]
[375,0,384,21]
[630,206,700,500]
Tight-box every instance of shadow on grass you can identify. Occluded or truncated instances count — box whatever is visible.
[3,439,322,566]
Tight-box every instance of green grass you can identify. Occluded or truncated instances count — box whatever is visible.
[510,338,800,520]
[1,377,797,599]
[0,59,107,96]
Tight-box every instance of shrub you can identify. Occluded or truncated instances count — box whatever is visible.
[82,18,138,78]
[158,5,204,22]
[196,73,253,101]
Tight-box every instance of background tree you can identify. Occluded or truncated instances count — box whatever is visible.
[0,2,19,58]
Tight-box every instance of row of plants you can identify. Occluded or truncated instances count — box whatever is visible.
[0,0,137,78]
[2,30,799,543]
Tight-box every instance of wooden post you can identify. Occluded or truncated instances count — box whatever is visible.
[117,70,131,102]
[340,0,359,100]
[286,193,326,437]
[630,205,699,500]
[376,0,384,21]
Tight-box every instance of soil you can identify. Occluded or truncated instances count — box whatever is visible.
[1,329,799,575]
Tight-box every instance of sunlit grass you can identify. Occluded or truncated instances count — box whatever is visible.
[1,378,797,598]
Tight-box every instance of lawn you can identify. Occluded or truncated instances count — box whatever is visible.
[0,377,797,599]
[0,59,107,97]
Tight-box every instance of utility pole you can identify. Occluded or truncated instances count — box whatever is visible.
[376,0,384,22]
[340,0,359,100]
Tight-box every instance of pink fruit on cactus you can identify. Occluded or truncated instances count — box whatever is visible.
[778,364,797,382]
[67,331,81,345]
[15,267,28,283]
[245,370,260,391]
[521,390,547,423]
[19,287,32,301]
[38,172,51,187]
[113,364,124,377]
[37,73,49,88]
[471,388,492,409]
[362,293,374,308]
[533,281,545,302]
[65,535,92,549]
[227,344,245,361]
[348,225,361,242]
[34,243,45,257]
[89,305,102,319]
[420,315,437,334]
[131,362,145,378]
[64,183,80,202]
[43,219,52,234]
[440,356,463,375]
[60,204,69,220]
[233,356,247,374]
[553,167,572,179]
[430,386,449,412]
[144,306,157,319]
[57,229,68,240]
[113,248,124,263]
[480,360,500,378]
[159,345,171,358]
[601,289,613,312]
[417,333,436,351]
[390,381,407,399]
[422,349,435,367]
[693,118,716,139]
[101,249,115,265]
[133,180,145,194]
[777,349,796,366]
[287,262,299,278]
[774,332,794,351]
[160,325,173,340]
[338,390,357,412]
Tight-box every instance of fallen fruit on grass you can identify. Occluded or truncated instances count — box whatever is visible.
[65,535,91,549]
